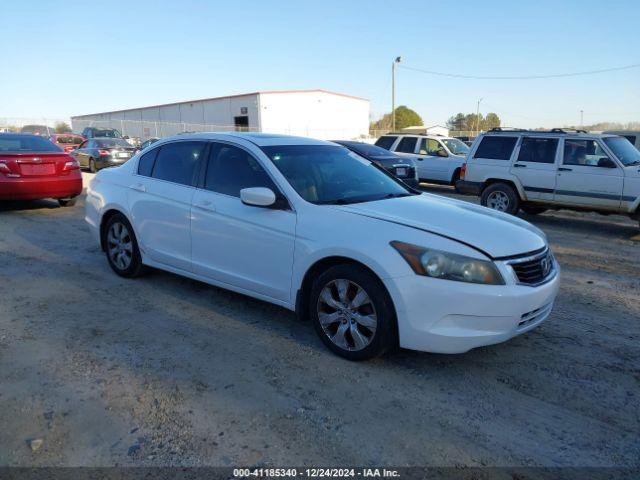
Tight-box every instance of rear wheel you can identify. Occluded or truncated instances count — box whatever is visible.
[103,213,145,278]
[89,158,97,173]
[521,205,547,215]
[451,169,461,192]
[481,183,520,215]
[58,197,77,207]
[309,264,397,361]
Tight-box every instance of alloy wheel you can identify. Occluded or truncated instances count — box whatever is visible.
[486,191,510,211]
[107,222,133,271]
[316,279,377,351]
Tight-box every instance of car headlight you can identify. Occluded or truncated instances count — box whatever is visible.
[390,241,504,285]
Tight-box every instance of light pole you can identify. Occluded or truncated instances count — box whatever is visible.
[580,110,584,127]
[392,56,402,131]
[475,98,483,136]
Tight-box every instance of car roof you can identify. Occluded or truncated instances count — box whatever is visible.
[381,133,455,140]
[482,130,617,139]
[157,132,335,147]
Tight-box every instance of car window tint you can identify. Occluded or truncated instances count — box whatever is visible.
[151,141,205,186]
[374,136,397,150]
[517,138,558,164]
[473,136,517,160]
[419,138,444,156]
[138,148,159,177]
[563,139,611,167]
[395,137,418,153]
[205,143,278,197]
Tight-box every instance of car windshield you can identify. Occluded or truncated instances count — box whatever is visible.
[56,135,82,144]
[442,138,470,155]
[96,138,131,148]
[94,129,121,138]
[261,145,413,205]
[603,136,640,166]
[339,142,398,158]
[0,134,62,152]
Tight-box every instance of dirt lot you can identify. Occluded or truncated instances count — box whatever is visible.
[1,176,639,468]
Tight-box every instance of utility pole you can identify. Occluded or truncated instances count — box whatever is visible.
[392,56,402,131]
[580,110,584,127]
[475,98,483,136]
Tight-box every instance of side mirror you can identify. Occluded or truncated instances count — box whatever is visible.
[240,187,277,208]
[598,157,616,168]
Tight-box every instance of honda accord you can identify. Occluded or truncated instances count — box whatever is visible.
[85,133,560,360]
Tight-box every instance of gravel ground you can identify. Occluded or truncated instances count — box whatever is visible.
[0,176,639,468]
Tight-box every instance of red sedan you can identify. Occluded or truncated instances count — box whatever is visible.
[49,133,84,153]
[0,133,83,206]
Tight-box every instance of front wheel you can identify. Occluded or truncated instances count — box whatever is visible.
[103,213,146,278]
[309,264,397,361]
[481,183,520,215]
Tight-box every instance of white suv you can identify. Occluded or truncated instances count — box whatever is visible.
[457,128,640,227]
[375,134,470,186]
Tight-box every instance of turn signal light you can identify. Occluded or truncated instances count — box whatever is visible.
[63,160,80,171]
[98,149,111,156]
[460,163,467,179]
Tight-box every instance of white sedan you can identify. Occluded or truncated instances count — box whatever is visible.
[85,133,560,360]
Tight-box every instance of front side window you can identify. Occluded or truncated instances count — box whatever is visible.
[419,138,446,156]
[473,136,518,160]
[563,139,613,167]
[205,143,278,197]
[602,137,640,166]
[261,145,411,205]
[395,137,418,153]
[374,136,397,150]
[151,141,206,186]
[517,137,558,164]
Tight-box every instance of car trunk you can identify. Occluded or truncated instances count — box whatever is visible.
[0,153,74,177]
[105,145,136,160]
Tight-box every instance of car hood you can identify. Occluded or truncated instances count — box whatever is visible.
[337,193,546,258]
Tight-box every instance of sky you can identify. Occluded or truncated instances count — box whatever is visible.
[1,0,639,128]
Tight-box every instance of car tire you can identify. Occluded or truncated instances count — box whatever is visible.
[89,158,97,173]
[58,197,77,207]
[103,213,146,278]
[521,205,547,215]
[451,168,461,187]
[309,263,397,361]
[481,183,520,215]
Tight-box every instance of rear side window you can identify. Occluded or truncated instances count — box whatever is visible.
[205,143,278,197]
[151,141,206,186]
[473,136,517,160]
[517,138,558,164]
[374,136,398,150]
[395,137,418,153]
[623,135,636,144]
[137,148,158,177]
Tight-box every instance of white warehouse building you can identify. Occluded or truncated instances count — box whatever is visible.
[71,89,370,141]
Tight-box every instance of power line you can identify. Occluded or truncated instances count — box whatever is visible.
[398,63,640,80]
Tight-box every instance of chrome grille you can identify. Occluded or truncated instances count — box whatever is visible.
[507,248,556,286]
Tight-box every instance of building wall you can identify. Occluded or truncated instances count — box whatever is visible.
[71,91,369,140]
[258,91,369,140]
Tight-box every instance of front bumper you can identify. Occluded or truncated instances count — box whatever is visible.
[455,180,482,196]
[0,174,83,200]
[384,266,560,354]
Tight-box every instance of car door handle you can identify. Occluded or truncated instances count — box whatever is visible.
[558,167,573,172]
[194,200,215,212]
[513,163,526,168]
[129,183,146,192]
